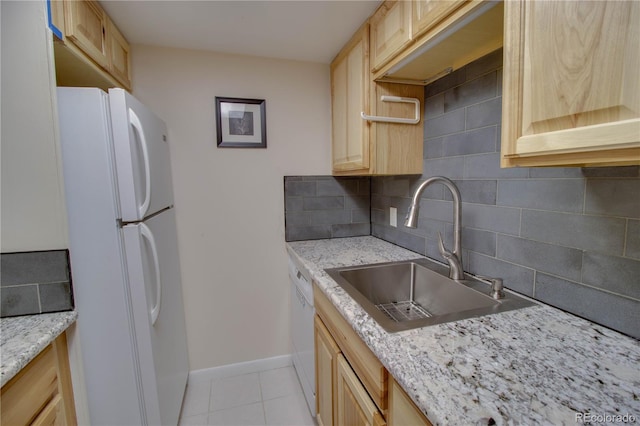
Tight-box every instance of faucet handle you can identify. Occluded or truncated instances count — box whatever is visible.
[437,232,452,258]
[437,232,464,280]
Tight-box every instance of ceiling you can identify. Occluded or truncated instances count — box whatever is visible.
[100,0,382,64]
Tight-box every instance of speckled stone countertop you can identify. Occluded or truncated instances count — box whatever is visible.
[1,311,78,387]
[287,236,640,426]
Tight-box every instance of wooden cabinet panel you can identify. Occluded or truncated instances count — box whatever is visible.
[370,1,412,72]
[412,0,464,39]
[371,82,424,175]
[107,18,132,90]
[1,345,58,425]
[315,316,341,426]
[64,0,108,68]
[1,333,77,426]
[388,377,432,426]
[332,23,371,173]
[336,355,386,426]
[502,0,640,167]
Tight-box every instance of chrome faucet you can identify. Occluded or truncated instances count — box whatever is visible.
[404,176,464,280]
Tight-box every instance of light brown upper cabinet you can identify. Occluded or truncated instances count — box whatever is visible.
[372,1,503,85]
[411,0,465,40]
[370,1,413,73]
[52,0,132,91]
[64,0,109,69]
[107,18,132,89]
[331,21,423,176]
[331,23,372,174]
[501,1,640,167]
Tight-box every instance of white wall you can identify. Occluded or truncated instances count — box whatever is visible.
[131,45,331,370]
[1,0,68,252]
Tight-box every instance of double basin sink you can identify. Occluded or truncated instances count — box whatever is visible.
[326,258,535,332]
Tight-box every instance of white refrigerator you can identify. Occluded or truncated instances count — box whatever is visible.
[57,87,189,425]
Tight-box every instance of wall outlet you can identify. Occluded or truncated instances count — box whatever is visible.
[390,207,397,227]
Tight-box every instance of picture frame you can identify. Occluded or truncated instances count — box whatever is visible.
[215,97,267,148]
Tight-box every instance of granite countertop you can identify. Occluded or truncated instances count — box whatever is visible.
[1,311,78,387]
[287,236,640,425]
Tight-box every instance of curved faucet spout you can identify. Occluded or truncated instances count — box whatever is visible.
[404,176,464,280]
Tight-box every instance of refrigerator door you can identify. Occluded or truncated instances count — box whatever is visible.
[109,88,174,222]
[57,87,146,425]
[122,208,189,426]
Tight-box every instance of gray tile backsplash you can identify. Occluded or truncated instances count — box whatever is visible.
[284,176,370,241]
[369,49,640,339]
[1,250,73,317]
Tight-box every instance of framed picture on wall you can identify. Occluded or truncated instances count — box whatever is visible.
[215,97,267,148]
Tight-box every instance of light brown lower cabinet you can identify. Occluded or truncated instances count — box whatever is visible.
[1,332,77,426]
[315,315,340,426]
[388,377,432,426]
[314,282,430,426]
[336,354,386,426]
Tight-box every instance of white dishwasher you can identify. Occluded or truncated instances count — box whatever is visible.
[288,255,315,417]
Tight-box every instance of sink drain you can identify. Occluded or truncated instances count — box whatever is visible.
[375,301,432,322]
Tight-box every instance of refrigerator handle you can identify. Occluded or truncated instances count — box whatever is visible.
[140,223,162,326]
[128,108,151,219]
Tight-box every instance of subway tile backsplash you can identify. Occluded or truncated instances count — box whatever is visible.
[370,48,640,339]
[284,176,370,242]
[1,250,74,317]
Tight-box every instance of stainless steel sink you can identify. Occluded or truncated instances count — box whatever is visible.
[325,259,536,332]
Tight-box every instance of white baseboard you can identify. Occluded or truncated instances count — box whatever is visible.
[188,354,293,383]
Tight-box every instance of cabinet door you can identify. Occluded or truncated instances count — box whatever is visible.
[64,0,109,69]
[388,377,432,426]
[107,18,132,90]
[370,1,412,72]
[315,316,340,426]
[336,354,386,426]
[371,82,424,175]
[331,23,371,174]
[0,333,76,426]
[412,0,464,39]
[502,0,640,167]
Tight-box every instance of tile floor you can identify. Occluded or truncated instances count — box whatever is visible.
[179,365,316,425]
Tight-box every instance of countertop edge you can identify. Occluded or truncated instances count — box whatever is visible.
[1,310,78,387]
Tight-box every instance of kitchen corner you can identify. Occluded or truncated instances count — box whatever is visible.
[287,236,640,425]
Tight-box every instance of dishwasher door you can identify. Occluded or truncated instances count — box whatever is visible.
[289,256,315,416]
